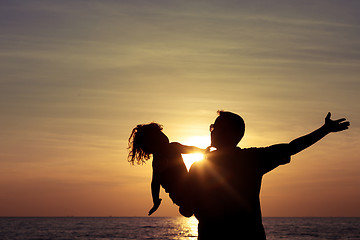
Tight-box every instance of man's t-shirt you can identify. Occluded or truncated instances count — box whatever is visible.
[188,145,290,239]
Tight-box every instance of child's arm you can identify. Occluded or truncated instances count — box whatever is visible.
[270,112,350,156]
[148,171,162,216]
[171,142,207,154]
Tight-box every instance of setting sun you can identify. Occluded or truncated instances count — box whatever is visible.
[182,153,204,171]
[181,136,210,171]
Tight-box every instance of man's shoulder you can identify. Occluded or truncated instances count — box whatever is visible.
[236,147,264,156]
[240,146,275,155]
[205,147,262,163]
[239,147,261,152]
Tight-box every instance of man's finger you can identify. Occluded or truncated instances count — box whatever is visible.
[341,121,350,127]
[335,122,350,132]
[326,112,331,120]
[334,118,346,124]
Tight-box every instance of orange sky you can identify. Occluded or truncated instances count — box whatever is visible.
[0,0,359,217]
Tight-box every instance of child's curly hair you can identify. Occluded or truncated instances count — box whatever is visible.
[128,122,163,165]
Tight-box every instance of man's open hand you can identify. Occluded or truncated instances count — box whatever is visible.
[324,112,350,133]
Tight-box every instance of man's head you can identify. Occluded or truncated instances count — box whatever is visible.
[210,111,245,149]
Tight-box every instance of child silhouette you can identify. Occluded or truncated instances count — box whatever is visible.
[128,123,205,216]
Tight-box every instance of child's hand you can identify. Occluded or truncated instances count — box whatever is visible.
[205,146,212,153]
[148,198,162,216]
[324,112,350,133]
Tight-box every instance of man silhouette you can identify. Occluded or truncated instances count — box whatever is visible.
[185,111,349,239]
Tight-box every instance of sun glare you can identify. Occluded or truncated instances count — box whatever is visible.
[181,136,210,171]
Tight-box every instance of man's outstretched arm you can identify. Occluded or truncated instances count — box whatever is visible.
[287,112,350,156]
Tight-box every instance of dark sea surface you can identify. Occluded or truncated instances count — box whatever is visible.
[0,217,359,239]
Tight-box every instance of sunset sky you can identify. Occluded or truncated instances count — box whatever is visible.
[0,0,359,217]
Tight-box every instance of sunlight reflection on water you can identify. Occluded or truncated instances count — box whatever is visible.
[0,216,199,240]
[176,216,198,239]
[166,217,198,239]
[1,217,358,239]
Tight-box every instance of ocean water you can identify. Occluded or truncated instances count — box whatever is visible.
[0,217,359,240]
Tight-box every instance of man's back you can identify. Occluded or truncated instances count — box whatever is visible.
[189,146,290,239]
